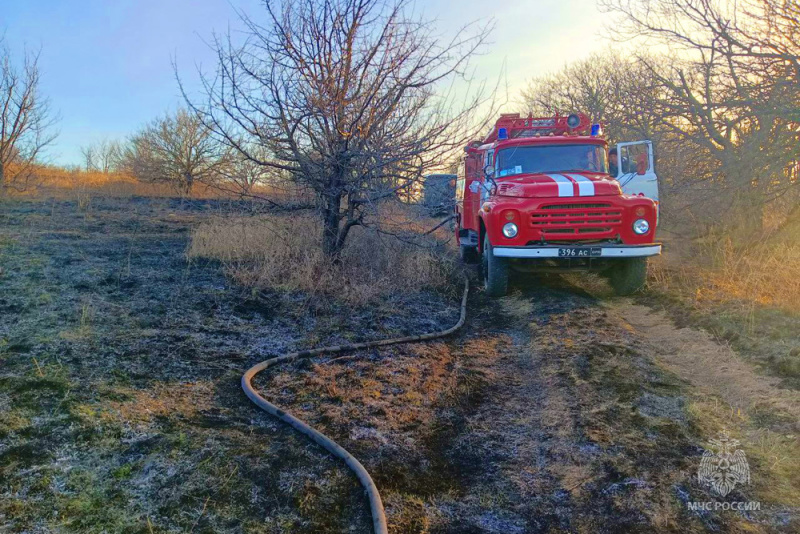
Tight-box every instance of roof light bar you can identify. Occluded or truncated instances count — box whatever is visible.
[479,112,593,143]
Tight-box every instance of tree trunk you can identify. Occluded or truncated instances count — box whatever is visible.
[183,172,194,197]
[321,190,343,258]
[0,161,5,196]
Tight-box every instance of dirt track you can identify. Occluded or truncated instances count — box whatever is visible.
[1,197,797,533]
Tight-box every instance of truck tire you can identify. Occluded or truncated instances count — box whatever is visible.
[481,234,509,297]
[460,245,480,264]
[609,258,647,296]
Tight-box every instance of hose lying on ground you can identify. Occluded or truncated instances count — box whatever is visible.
[241,278,469,534]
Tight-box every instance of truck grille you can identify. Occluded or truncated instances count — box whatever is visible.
[531,203,622,237]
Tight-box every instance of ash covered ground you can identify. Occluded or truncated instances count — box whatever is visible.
[1,197,795,533]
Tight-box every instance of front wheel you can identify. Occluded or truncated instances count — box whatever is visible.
[481,234,509,297]
[608,258,648,296]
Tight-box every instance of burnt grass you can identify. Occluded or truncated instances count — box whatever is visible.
[0,197,457,533]
[0,196,789,533]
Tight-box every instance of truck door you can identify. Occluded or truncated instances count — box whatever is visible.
[614,140,659,202]
[457,153,482,242]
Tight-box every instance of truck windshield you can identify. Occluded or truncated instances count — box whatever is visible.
[495,145,608,177]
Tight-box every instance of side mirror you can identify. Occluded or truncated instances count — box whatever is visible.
[483,164,495,177]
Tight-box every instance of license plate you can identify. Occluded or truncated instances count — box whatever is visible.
[558,247,601,258]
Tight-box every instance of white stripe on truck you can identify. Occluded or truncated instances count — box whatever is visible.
[545,174,574,197]
[566,174,595,196]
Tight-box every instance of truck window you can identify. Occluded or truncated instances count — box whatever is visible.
[495,145,608,176]
[619,143,650,175]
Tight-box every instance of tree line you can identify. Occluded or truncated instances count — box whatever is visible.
[74,110,268,197]
[3,0,796,253]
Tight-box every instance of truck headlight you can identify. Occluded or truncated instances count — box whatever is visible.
[633,219,650,235]
[502,222,518,238]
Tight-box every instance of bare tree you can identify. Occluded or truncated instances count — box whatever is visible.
[80,144,95,172]
[0,41,57,194]
[520,52,665,143]
[221,153,273,196]
[126,109,230,195]
[80,138,124,173]
[600,0,800,236]
[182,0,492,258]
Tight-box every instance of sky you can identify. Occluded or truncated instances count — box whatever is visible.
[1,0,612,166]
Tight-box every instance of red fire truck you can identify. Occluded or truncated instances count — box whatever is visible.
[455,113,661,296]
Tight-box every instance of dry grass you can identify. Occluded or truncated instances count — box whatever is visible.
[645,231,800,383]
[650,234,800,315]
[5,165,205,198]
[642,229,800,387]
[3,164,282,200]
[188,211,456,304]
[620,303,800,422]
[274,340,462,441]
[106,381,217,426]
[259,334,510,532]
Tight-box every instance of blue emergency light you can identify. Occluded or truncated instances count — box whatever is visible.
[498,127,508,140]
[591,124,602,137]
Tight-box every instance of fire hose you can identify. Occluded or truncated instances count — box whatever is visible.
[241,277,469,534]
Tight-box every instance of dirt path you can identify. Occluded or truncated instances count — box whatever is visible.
[390,276,798,533]
[613,302,800,424]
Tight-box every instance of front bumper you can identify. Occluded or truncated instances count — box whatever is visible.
[492,243,662,258]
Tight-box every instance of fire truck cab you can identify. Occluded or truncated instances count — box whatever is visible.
[455,113,661,297]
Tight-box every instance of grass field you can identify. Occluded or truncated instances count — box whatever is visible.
[2,192,799,533]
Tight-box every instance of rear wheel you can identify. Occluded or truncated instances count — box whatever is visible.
[460,245,480,264]
[608,258,648,296]
[481,234,509,297]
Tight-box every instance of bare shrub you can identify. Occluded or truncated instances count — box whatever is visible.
[523,1,800,240]
[520,52,665,144]
[188,213,456,304]
[217,154,270,196]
